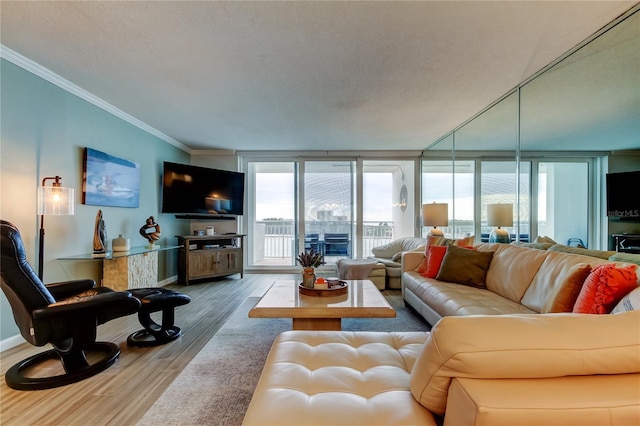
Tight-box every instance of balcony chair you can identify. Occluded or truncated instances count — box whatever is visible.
[0,220,141,390]
[324,233,350,256]
[304,233,321,254]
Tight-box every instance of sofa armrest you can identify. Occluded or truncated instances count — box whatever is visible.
[444,374,640,426]
[402,251,424,273]
[409,310,640,416]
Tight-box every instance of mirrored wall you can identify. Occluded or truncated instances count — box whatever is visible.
[422,6,640,248]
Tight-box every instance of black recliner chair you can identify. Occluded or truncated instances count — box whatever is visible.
[0,220,141,390]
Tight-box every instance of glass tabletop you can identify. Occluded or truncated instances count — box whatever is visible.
[58,245,180,260]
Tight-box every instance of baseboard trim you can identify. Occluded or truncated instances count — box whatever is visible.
[159,275,178,287]
[0,334,26,353]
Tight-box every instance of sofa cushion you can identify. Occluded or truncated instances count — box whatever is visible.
[243,330,436,426]
[372,257,401,268]
[403,272,536,317]
[435,246,493,289]
[573,263,639,314]
[409,310,640,416]
[534,235,557,244]
[478,243,548,303]
[520,253,593,313]
[510,241,555,250]
[508,235,556,250]
[611,286,640,314]
[370,237,426,259]
[609,252,640,266]
[549,243,617,260]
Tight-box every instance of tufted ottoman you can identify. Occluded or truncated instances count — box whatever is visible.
[127,287,191,347]
[242,330,435,425]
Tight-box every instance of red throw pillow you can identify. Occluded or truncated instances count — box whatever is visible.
[573,264,638,314]
[421,245,448,278]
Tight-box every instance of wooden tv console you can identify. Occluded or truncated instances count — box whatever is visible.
[177,234,245,285]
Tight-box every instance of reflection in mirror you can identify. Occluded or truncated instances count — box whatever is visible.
[423,7,639,247]
[422,133,453,237]
[454,90,518,154]
[520,10,639,152]
[520,8,639,246]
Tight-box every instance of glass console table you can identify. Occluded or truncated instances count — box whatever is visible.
[59,245,179,291]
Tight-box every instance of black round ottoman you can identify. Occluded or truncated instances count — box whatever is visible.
[127,288,191,347]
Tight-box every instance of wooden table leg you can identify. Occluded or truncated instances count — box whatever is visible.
[292,318,342,330]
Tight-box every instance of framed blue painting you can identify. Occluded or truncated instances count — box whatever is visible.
[82,148,140,208]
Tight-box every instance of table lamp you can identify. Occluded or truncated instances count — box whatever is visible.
[487,203,513,243]
[422,202,448,237]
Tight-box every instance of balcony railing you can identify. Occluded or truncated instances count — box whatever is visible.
[254,220,394,263]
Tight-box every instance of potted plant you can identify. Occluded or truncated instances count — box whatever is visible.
[296,249,325,288]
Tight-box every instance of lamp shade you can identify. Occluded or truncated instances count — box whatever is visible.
[38,186,75,215]
[487,203,513,227]
[422,203,448,227]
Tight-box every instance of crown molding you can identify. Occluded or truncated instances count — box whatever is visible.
[0,45,191,154]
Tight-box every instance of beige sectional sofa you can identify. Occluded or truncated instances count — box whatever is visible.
[244,311,640,425]
[402,242,639,326]
[243,242,640,425]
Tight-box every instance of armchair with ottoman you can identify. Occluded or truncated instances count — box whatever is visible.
[0,220,192,390]
[0,220,141,390]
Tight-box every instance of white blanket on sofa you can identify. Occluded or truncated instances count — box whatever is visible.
[337,258,379,279]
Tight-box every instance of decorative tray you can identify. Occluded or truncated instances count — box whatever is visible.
[298,281,348,297]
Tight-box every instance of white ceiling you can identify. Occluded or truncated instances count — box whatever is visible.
[0,1,636,153]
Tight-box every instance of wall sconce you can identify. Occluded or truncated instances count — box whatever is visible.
[422,202,448,237]
[37,176,75,279]
[487,203,513,243]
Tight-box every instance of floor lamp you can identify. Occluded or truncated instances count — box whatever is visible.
[37,176,75,280]
[487,203,513,243]
[422,202,448,237]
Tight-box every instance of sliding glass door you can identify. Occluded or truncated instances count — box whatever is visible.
[245,157,417,270]
[303,161,354,265]
[537,161,589,246]
[248,161,297,266]
[362,160,416,255]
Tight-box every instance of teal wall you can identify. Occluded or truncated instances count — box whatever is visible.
[0,58,191,341]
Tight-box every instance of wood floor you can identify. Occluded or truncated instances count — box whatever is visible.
[1,274,407,425]
[0,273,298,425]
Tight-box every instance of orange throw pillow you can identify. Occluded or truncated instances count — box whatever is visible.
[573,264,639,314]
[421,245,448,278]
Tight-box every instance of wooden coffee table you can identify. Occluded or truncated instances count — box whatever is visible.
[248,279,396,330]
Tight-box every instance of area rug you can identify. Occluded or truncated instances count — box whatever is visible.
[137,296,430,426]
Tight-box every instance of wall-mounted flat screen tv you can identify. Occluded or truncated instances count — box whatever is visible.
[161,162,245,216]
[606,170,640,219]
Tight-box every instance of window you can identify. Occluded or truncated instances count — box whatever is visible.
[244,157,417,270]
[537,161,589,246]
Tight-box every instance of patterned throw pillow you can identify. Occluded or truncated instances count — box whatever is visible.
[427,235,475,248]
[573,264,639,314]
[610,286,640,314]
